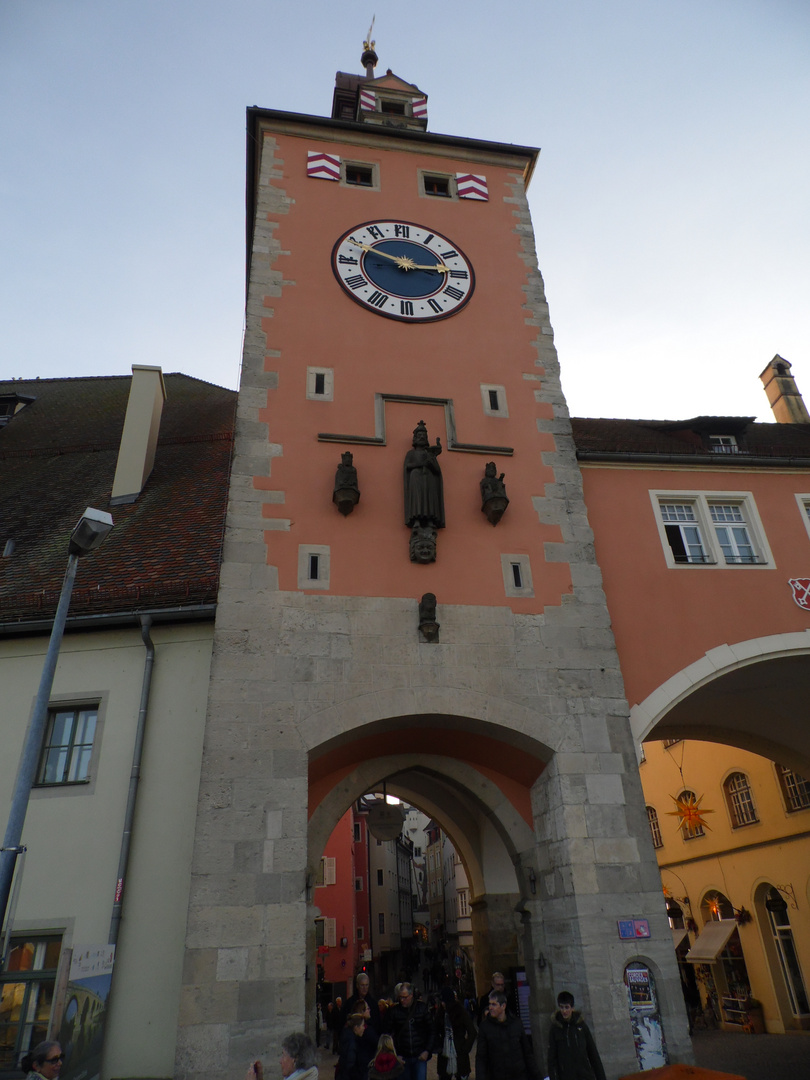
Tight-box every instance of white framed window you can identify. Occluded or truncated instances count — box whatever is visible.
[709,434,739,453]
[354,876,363,891]
[356,926,364,941]
[794,495,810,543]
[652,491,772,569]
[776,765,810,813]
[481,384,508,418]
[709,503,757,563]
[724,772,758,826]
[298,544,330,590]
[647,806,663,849]
[306,367,334,401]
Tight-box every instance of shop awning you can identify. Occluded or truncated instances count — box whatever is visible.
[672,927,688,951]
[685,919,737,963]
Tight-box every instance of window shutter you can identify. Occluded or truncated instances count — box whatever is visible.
[456,173,488,200]
[325,918,337,947]
[307,151,340,181]
[324,856,336,885]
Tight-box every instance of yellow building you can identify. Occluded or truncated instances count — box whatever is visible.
[639,738,810,1033]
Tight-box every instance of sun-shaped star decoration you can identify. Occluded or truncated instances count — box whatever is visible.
[667,792,715,832]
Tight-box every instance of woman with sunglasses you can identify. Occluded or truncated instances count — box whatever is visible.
[20,1041,63,1080]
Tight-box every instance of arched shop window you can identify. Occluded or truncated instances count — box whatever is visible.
[765,888,810,1016]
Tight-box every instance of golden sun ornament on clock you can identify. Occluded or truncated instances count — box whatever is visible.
[667,791,715,832]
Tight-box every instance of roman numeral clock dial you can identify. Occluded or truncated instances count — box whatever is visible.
[331,220,475,322]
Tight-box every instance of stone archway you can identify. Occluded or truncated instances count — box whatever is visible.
[308,744,540,994]
[630,631,810,770]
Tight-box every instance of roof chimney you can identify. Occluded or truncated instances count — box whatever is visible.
[111,365,166,504]
[759,355,810,424]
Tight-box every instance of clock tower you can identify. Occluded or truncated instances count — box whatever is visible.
[176,45,690,1079]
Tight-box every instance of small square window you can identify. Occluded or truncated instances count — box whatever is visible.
[341,160,379,189]
[345,164,374,187]
[420,171,455,198]
[306,367,334,401]
[297,545,330,590]
[501,554,534,598]
[481,384,508,418]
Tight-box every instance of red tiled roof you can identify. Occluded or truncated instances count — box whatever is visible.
[571,416,810,461]
[0,374,236,625]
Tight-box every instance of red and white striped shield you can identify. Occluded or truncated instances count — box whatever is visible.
[307,151,340,181]
[456,173,488,201]
[359,88,376,111]
[412,96,428,119]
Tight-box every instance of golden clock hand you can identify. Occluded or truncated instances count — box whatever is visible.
[348,240,447,272]
[409,262,449,273]
[348,241,402,263]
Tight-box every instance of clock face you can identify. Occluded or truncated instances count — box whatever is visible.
[331,220,475,322]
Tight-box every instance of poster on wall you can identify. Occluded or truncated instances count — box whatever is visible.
[59,945,115,1080]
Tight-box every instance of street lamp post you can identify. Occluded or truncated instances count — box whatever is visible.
[0,508,114,953]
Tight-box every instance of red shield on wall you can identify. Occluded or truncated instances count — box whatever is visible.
[788,578,810,609]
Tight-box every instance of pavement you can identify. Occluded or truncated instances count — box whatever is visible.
[318,1028,810,1080]
[690,1028,810,1080]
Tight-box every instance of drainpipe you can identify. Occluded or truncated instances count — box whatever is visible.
[109,615,155,944]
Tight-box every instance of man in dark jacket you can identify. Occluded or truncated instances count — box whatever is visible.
[475,992,539,1080]
[386,983,437,1080]
[546,991,606,1080]
[345,973,382,1035]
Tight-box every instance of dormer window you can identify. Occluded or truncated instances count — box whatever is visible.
[379,98,406,115]
[709,434,739,453]
[0,393,35,428]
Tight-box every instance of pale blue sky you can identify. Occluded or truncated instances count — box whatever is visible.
[2,0,808,420]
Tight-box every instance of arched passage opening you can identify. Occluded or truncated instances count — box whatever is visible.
[306,715,554,1046]
[631,634,810,771]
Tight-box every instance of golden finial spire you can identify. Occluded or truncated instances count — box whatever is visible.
[363,15,375,52]
[361,15,378,78]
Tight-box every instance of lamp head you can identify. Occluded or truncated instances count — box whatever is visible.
[69,507,114,555]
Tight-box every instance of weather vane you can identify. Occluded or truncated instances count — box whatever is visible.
[364,15,375,51]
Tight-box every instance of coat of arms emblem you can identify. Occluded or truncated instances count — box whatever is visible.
[788,578,810,610]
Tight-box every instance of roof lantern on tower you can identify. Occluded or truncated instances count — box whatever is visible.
[331,25,428,129]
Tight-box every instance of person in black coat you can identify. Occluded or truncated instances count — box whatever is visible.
[546,992,606,1080]
[475,993,539,1080]
[437,987,476,1080]
[385,983,438,1080]
[344,972,382,1034]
